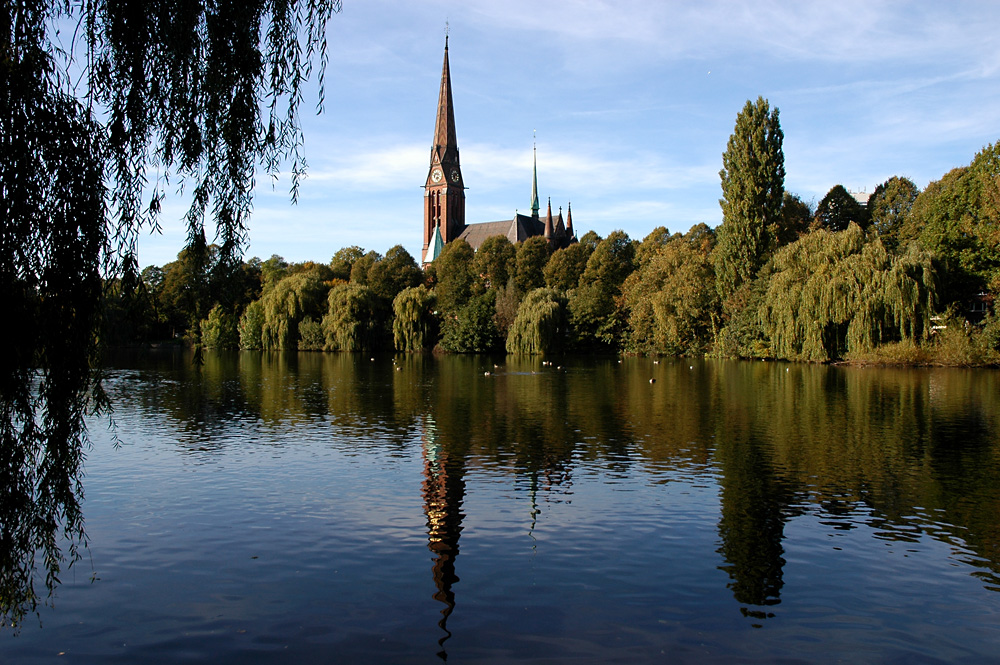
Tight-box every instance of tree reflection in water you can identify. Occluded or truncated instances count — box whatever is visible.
[5,351,1000,652]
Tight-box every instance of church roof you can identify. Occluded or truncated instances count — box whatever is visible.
[458,213,568,251]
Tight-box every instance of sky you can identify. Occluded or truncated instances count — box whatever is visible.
[139,0,1000,269]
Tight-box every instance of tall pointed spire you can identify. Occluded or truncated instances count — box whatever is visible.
[423,33,465,262]
[566,202,574,237]
[432,35,458,163]
[531,132,539,219]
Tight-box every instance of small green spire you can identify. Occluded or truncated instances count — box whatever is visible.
[531,132,539,219]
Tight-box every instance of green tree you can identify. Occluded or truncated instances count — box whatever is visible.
[434,239,475,314]
[622,236,719,355]
[868,176,920,249]
[569,230,636,350]
[472,235,516,293]
[349,250,382,286]
[578,230,602,251]
[910,144,1000,302]
[260,271,329,350]
[815,185,868,232]
[580,230,636,290]
[238,299,266,350]
[715,96,785,299]
[506,288,569,355]
[439,291,502,353]
[260,255,290,295]
[200,304,240,349]
[493,278,523,339]
[368,245,422,301]
[634,226,674,268]
[297,317,326,350]
[772,192,812,248]
[544,242,593,291]
[393,285,439,352]
[515,236,551,293]
[322,283,385,352]
[330,246,365,282]
[760,224,937,361]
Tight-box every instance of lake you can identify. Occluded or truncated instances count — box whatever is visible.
[5,350,1000,663]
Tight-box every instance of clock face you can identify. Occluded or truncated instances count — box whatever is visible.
[431,169,443,183]
[450,169,460,183]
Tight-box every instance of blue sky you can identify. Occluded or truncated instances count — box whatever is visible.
[140,0,1000,268]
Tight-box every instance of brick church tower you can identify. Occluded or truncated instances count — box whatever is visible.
[423,37,466,264]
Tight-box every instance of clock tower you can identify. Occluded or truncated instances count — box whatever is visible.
[423,36,465,263]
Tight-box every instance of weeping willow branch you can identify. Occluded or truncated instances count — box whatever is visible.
[1,0,340,628]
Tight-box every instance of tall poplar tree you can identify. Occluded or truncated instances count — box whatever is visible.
[714,97,785,300]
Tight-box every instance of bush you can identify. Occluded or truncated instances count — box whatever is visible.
[201,304,240,349]
[439,292,501,353]
[238,300,265,350]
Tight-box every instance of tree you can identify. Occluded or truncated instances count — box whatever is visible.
[759,225,937,361]
[868,177,919,248]
[2,0,341,626]
[570,230,636,350]
[200,304,240,349]
[515,236,551,293]
[330,246,365,282]
[322,283,385,352]
[434,239,475,314]
[580,230,636,290]
[472,235,516,293]
[238,300,266,350]
[393,286,439,352]
[349,250,382,286]
[772,192,812,248]
[506,288,569,355]
[715,97,785,299]
[815,185,868,232]
[909,143,1000,302]
[622,236,719,356]
[368,245,422,301]
[544,242,593,291]
[260,271,329,350]
[260,255,291,294]
[439,292,502,353]
[634,226,674,268]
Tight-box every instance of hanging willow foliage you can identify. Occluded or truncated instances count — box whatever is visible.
[506,288,568,355]
[322,283,383,352]
[260,271,328,350]
[393,285,438,352]
[3,0,339,625]
[760,224,938,361]
[1,24,106,627]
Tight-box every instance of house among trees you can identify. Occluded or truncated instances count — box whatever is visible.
[422,37,577,266]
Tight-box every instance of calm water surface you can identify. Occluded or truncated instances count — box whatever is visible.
[5,351,1000,663]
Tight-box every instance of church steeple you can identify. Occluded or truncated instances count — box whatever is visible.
[423,35,466,265]
[531,136,539,220]
[432,36,459,166]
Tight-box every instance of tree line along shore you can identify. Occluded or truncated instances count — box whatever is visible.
[108,98,1000,366]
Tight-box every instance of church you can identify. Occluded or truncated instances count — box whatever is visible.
[422,38,577,266]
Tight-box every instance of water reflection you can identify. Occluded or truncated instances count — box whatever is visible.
[7,350,1000,652]
[421,416,464,659]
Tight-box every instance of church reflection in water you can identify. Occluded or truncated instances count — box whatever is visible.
[420,415,466,660]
